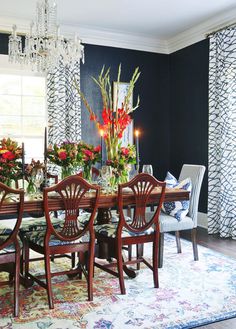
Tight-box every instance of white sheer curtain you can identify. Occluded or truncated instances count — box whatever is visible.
[208,26,236,238]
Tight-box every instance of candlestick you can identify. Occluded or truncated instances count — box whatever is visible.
[135,129,140,172]
[44,127,48,186]
[22,142,25,190]
[100,129,104,167]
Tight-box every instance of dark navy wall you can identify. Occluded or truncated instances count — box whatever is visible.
[80,44,171,180]
[0,33,9,54]
[169,40,209,212]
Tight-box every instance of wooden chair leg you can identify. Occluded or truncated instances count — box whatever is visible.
[14,249,20,317]
[78,252,84,279]
[175,231,182,253]
[24,241,30,276]
[128,245,132,261]
[44,253,54,309]
[117,244,125,294]
[136,244,144,270]
[71,252,76,268]
[158,232,164,268]
[88,242,95,301]
[191,228,199,261]
[153,237,159,288]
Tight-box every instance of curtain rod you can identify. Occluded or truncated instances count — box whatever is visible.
[206,21,236,38]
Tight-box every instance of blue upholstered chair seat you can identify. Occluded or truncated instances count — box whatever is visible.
[95,220,154,238]
[25,230,90,247]
[19,212,91,233]
[0,220,17,235]
[0,235,22,253]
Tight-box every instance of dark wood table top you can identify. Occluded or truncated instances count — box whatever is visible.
[0,187,189,216]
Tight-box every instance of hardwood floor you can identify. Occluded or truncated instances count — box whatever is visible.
[180,227,236,329]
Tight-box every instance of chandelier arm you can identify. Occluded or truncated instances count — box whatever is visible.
[8,0,84,73]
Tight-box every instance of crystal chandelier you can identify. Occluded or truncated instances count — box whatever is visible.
[8,0,84,73]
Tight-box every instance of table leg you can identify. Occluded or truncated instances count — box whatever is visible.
[96,208,112,224]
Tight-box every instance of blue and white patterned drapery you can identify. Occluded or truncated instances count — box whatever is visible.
[47,61,82,144]
[208,26,236,238]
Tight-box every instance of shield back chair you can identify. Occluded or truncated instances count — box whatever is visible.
[0,183,24,317]
[23,175,100,309]
[19,171,63,265]
[158,164,206,268]
[94,173,166,295]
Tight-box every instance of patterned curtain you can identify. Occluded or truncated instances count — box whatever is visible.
[208,26,236,238]
[46,61,82,144]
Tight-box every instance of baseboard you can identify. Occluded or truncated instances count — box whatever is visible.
[198,212,208,229]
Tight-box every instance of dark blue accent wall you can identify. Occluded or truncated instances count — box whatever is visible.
[169,40,209,212]
[0,33,208,212]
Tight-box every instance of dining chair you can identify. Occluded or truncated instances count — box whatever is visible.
[23,175,100,309]
[158,164,206,267]
[0,182,24,317]
[94,173,166,294]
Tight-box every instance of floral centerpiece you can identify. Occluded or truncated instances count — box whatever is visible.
[74,64,141,185]
[0,138,22,186]
[47,141,80,179]
[77,141,101,181]
[107,144,136,185]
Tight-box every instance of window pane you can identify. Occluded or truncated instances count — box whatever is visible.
[23,138,44,162]
[0,73,46,161]
[0,95,21,115]
[22,76,45,96]
[22,117,46,136]
[0,75,21,95]
[0,116,21,136]
[22,96,46,116]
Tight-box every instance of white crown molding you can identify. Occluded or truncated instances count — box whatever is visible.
[0,16,169,54]
[64,25,169,54]
[1,7,236,55]
[168,7,236,53]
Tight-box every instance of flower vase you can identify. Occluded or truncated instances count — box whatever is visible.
[61,166,74,180]
[105,137,119,161]
[83,166,92,182]
[110,167,130,191]
[26,179,36,195]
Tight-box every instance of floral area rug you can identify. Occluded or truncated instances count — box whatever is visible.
[1,234,236,329]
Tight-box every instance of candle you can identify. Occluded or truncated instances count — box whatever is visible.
[22,142,25,190]
[100,129,104,167]
[44,127,48,186]
[135,129,140,172]
[44,126,47,164]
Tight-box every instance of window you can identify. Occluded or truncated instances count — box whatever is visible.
[0,66,46,163]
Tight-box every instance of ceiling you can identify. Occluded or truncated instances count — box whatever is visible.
[1,0,236,53]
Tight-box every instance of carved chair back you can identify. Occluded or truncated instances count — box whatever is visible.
[43,175,100,242]
[117,173,166,235]
[0,182,24,252]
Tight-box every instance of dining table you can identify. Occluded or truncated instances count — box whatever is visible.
[0,187,189,218]
[0,187,189,281]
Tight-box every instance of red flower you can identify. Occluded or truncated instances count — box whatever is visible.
[102,108,113,125]
[83,149,93,157]
[2,151,15,160]
[90,113,97,121]
[58,151,67,160]
[121,147,129,156]
[94,145,101,153]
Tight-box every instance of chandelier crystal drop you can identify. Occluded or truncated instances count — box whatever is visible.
[8,0,84,73]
